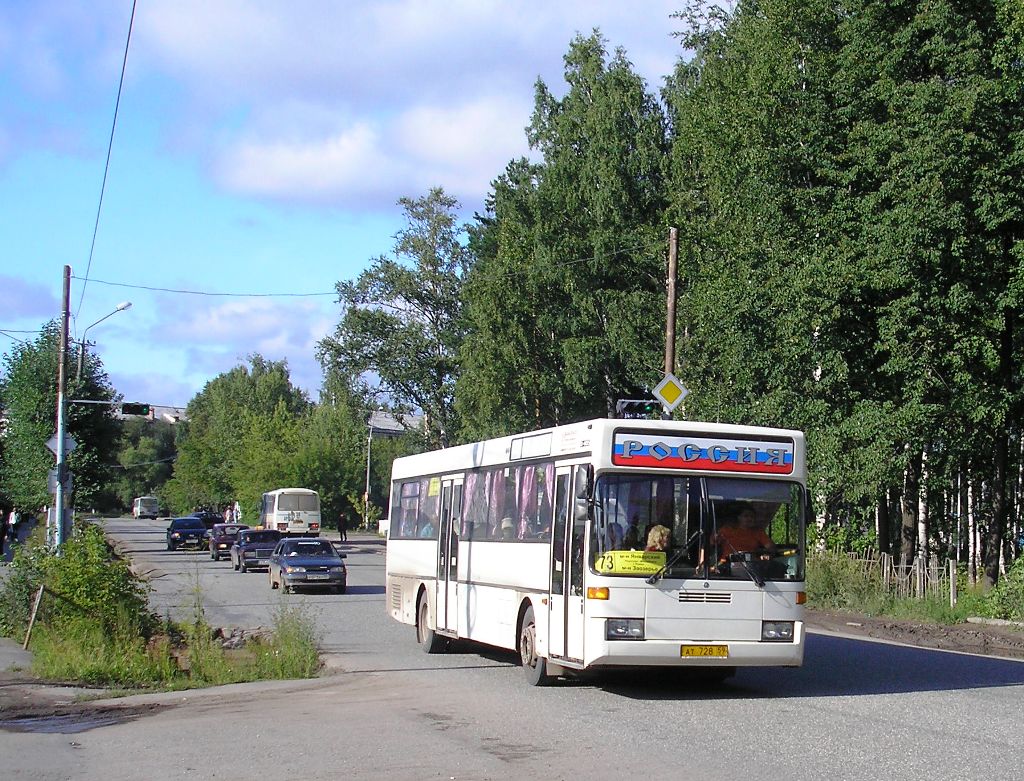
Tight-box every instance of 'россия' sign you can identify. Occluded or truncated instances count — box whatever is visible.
[612,432,794,474]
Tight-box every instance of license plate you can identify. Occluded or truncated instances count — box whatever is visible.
[680,644,729,658]
[307,574,328,580]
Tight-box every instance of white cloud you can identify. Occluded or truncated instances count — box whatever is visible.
[215,122,402,204]
[132,0,682,208]
[214,94,532,207]
[147,296,333,403]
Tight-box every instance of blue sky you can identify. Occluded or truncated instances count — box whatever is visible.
[0,0,685,408]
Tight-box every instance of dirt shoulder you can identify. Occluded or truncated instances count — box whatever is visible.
[806,608,1024,660]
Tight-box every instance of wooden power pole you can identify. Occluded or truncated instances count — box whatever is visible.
[664,227,678,375]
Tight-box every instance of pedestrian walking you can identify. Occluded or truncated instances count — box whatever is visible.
[339,511,348,542]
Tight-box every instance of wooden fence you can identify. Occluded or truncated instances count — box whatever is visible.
[839,550,959,606]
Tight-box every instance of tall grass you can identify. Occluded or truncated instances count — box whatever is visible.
[253,603,322,679]
[30,611,178,686]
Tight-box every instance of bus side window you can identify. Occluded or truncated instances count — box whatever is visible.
[416,478,440,539]
[551,472,570,594]
[398,482,420,539]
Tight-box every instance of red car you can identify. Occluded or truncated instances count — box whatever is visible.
[208,523,248,561]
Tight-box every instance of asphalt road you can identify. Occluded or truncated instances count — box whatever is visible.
[2,517,1022,781]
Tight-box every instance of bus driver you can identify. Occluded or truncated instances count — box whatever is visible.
[714,504,776,561]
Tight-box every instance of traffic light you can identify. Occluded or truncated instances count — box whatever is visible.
[615,399,663,419]
[120,402,151,416]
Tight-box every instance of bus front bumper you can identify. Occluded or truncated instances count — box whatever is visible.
[584,621,805,668]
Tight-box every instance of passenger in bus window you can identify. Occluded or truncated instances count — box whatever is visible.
[645,525,671,552]
[623,518,642,549]
[608,522,624,550]
[501,517,516,540]
[420,520,435,538]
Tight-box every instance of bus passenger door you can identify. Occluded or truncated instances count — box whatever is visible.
[548,467,583,662]
[435,479,461,635]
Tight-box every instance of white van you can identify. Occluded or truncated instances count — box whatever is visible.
[132,495,159,520]
[259,488,321,537]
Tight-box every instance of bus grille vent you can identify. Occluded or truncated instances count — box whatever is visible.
[390,584,402,611]
[678,591,732,604]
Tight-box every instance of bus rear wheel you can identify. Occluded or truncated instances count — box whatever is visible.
[519,606,551,686]
[417,595,445,654]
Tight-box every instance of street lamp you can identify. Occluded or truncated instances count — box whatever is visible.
[77,301,132,381]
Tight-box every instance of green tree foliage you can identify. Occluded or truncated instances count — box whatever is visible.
[458,33,670,437]
[320,188,467,448]
[164,355,308,512]
[0,321,120,512]
[111,417,177,511]
[665,0,1024,584]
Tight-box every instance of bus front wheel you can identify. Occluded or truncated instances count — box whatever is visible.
[519,606,551,686]
[417,594,445,654]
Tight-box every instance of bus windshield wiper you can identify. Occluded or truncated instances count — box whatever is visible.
[646,529,701,584]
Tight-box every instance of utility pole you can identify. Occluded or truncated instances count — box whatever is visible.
[663,227,679,420]
[54,264,72,548]
[364,419,374,531]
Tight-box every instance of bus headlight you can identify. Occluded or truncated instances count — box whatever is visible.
[761,621,795,642]
[606,619,644,640]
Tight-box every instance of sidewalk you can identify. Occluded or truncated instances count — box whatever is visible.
[328,530,386,547]
[1,517,37,564]
[0,635,32,673]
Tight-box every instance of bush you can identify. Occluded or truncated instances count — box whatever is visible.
[43,525,155,636]
[805,551,889,613]
[986,558,1024,621]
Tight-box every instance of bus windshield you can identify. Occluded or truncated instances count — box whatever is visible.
[592,474,805,581]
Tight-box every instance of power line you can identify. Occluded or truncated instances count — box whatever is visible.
[69,238,665,300]
[74,0,137,320]
[73,276,337,298]
[0,329,31,345]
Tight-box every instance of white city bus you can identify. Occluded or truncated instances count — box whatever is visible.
[259,488,321,537]
[385,417,808,685]
[132,495,159,520]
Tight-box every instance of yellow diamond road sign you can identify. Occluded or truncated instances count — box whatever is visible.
[653,373,688,412]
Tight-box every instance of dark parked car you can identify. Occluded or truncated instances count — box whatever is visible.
[208,523,249,561]
[230,528,282,572]
[192,509,224,530]
[166,516,208,551]
[268,538,347,594]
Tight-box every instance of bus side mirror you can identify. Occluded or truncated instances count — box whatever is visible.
[573,465,592,500]
[573,465,593,522]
